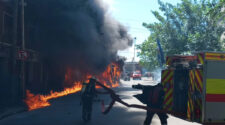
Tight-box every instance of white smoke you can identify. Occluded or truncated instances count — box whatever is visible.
[152,68,163,84]
[102,0,116,12]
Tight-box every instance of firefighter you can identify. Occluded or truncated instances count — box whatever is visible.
[80,77,109,122]
[145,83,168,125]
[80,77,97,122]
[132,83,168,125]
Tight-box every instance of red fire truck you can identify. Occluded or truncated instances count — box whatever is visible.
[161,52,225,125]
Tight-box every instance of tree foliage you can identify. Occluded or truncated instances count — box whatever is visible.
[137,0,225,70]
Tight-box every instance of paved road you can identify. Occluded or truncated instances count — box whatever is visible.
[0,77,201,125]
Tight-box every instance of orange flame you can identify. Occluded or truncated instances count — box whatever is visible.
[24,63,121,111]
[24,82,82,110]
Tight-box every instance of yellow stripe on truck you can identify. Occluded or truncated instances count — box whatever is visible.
[205,53,225,61]
[198,54,204,64]
[206,79,225,94]
[162,70,169,80]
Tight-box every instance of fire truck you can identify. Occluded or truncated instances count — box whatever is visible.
[161,52,225,124]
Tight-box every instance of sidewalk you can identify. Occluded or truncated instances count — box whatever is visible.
[0,105,27,120]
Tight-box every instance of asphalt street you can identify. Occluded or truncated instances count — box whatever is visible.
[0,77,201,125]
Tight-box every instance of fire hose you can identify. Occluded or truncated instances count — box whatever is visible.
[96,81,185,117]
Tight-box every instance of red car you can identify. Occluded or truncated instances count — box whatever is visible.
[132,71,142,80]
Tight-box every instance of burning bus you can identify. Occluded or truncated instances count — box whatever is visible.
[24,62,122,111]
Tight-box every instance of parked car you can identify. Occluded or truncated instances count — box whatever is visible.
[132,71,142,80]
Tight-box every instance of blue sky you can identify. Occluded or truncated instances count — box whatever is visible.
[103,0,181,62]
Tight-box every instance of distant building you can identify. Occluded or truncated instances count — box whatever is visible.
[123,62,142,75]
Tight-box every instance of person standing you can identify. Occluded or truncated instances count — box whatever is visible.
[80,77,108,122]
[81,77,97,121]
[144,83,168,125]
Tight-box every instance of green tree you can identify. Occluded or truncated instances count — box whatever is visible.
[138,0,225,70]
[137,36,159,70]
[208,0,225,22]
[208,0,225,51]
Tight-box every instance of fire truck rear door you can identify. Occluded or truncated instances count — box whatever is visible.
[203,53,225,123]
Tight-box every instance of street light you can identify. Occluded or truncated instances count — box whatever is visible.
[132,37,137,62]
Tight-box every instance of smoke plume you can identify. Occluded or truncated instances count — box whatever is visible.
[25,0,132,90]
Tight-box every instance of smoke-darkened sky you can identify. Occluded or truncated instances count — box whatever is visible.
[26,0,132,75]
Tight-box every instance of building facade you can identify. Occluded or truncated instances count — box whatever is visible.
[0,0,45,107]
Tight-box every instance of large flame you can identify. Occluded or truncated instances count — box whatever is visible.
[24,63,121,111]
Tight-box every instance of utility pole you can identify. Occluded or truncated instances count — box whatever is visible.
[133,37,136,62]
[21,0,26,98]
[132,37,136,72]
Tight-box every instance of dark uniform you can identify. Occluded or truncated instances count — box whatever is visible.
[81,78,97,121]
[144,84,168,125]
[132,83,168,125]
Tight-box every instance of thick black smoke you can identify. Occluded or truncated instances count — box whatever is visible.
[26,0,132,89]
